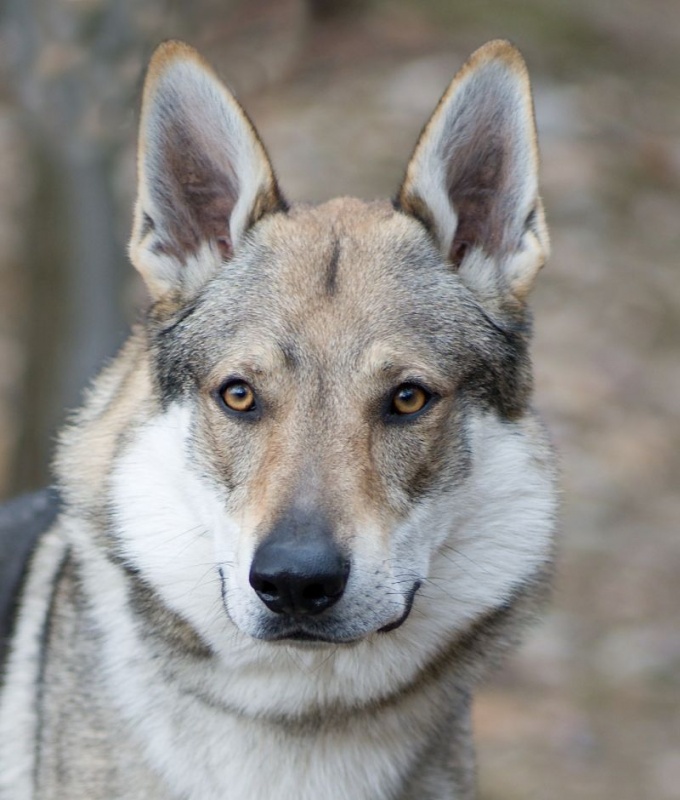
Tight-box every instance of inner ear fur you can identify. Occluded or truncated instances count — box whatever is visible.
[397,40,549,305]
[129,40,286,299]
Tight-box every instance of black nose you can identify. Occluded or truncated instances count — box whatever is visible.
[249,511,350,616]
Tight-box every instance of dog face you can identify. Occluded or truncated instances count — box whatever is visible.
[109,41,555,654]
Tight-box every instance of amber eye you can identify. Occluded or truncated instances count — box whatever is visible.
[391,384,430,416]
[221,381,256,413]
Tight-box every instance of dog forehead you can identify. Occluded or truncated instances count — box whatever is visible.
[272,197,437,280]
[244,198,466,322]
[188,197,485,380]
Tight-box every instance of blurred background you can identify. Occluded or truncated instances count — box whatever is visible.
[0,0,678,797]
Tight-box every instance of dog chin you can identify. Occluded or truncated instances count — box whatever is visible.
[262,629,360,646]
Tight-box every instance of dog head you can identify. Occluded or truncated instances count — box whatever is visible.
[109,41,555,656]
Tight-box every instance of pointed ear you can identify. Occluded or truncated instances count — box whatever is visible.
[129,40,287,299]
[397,40,549,306]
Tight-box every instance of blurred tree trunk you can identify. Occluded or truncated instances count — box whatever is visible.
[0,0,308,496]
[2,0,165,494]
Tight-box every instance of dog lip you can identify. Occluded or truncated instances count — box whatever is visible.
[259,579,421,641]
[266,629,360,645]
[377,580,422,634]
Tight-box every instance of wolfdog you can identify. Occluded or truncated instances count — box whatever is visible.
[0,39,557,799]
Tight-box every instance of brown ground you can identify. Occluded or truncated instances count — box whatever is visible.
[0,2,678,798]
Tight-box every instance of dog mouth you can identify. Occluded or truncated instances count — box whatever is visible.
[249,581,421,645]
[220,567,421,644]
[377,580,421,634]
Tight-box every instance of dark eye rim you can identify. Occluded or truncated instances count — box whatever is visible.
[214,377,261,420]
[384,382,438,424]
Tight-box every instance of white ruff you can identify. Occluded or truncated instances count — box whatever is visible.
[78,401,559,799]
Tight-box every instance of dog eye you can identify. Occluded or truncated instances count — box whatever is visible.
[220,380,256,413]
[390,384,430,417]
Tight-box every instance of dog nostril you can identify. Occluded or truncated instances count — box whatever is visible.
[301,583,326,602]
[256,579,279,598]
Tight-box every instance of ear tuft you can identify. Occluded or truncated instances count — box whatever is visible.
[397,40,549,306]
[129,40,286,299]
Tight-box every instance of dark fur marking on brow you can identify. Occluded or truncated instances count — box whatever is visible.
[325,239,341,296]
[280,341,300,369]
[154,301,200,337]
[469,298,518,342]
